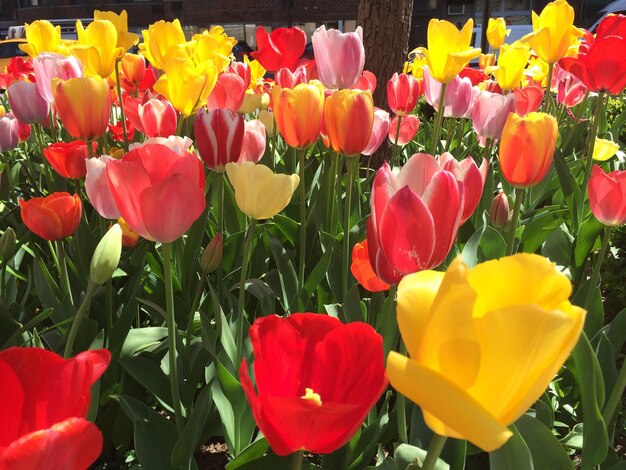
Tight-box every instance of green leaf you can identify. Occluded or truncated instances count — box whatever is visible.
[574,217,604,268]
[602,307,626,352]
[120,355,173,411]
[394,443,449,470]
[489,424,533,470]
[267,231,298,313]
[515,415,574,470]
[345,392,391,470]
[521,209,566,253]
[120,327,168,357]
[113,395,181,470]
[225,439,270,470]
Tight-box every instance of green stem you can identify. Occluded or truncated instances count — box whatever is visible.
[57,240,74,304]
[430,83,447,155]
[397,341,409,444]
[581,93,606,209]
[114,59,129,147]
[64,281,97,358]
[327,151,340,235]
[603,355,626,425]
[584,226,611,310]
[343,156,358,300]
[392,114,403,166]
[542,62,554,113]
[506,188,525,255]
[175,114,185,137]
[421,434,448,470]
[298,148,307,305]
[216,173,225,301]
[48,108,57,142]
[236,219,257,365]
[162,242,185,435]
[185,270,207,359]
[291,450,304,470]
[561,91,589,151]
[87,140,95,160]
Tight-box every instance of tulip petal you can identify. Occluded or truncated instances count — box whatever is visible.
[397,153,440,197]
[0,358,24,448]
[387,352,513,452]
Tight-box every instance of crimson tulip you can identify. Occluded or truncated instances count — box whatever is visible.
[240,313,387,456]
[312,26,365,89]
[43,141,96,179]
[351,240,390,292]
[387,73,421,116]
[194,108,244,171]
[388,115,420,146]
[367,153,474,284]
[207,72,247,112]
[251,26,306,72]
[0,57,35,90]
[588,165,626,226]
[20,193,82,241]
[106,143,206,242]
[0,347,110,470]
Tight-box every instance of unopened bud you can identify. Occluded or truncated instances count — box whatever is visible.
[0,228,17,259]
[201,233,223,273]
[90,224,122,285]
[490,192,510,227]
[258,110,276,137]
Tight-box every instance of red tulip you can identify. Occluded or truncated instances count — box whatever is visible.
[588,165,626,226]
[438,152,488,223]
[43,141,96,179]
[207,72,247,112]
[387,73,421,116]
[351,70,377,93]
[556,65,587,108]
[108,118,135,142]
[194,108,245,171]
[388,115,420,146]
[251,26,306,72]
[0,347,109,470]
[0,57,35,90]
[514,86,544,116]
[228,61,251,89]
[17,121,31,143]
[124,95,177,139]
[20,193,82,241]
[106,143,206,242]
[459,66,489,86]
[351,240,390,292]
[240,313,387,456]
[595,13,626,38]
[367,153,466,284]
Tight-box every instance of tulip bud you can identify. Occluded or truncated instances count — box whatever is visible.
[90,224,123,285]
[490,192,510,227]
[200,233,223,273]
[0,228,17,260]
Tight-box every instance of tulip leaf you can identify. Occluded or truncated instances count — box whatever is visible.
[266,231,298,313]
[573,217,604,268]
[225,438,269,469]
[227,453,322,469]
[120,355,173,412]
[603,307,626,352]
[573,279,604,338]
[489,424,533,470]
[515,415,574,470]
[120,327,168,357]
[394,443,450,470]
[113,394,183,470]
[541,226,573,268]
[520,209,567,253]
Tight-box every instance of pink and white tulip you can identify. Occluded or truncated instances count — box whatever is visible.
[33,52,83,104]
[239,119,267,164]
[362,108,390,156]
[312,26,365,89]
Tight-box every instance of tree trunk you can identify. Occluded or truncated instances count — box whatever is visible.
[357,0,414,108]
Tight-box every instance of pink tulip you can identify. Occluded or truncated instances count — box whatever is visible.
[352,70,377,93]
[312,25,365,89]
[208,72,247,112]
[588,165,626,226]
[388,115,420,146]
[228,61,251,89]
[33,52,83,104]
[129,136,194,154]
[8,81,50,124]
[85,155,121,220]
[471,90,516,140]
[106,143,206,242]
[387,73,420,116]
[239,119,267,164]
[514,86,544,116]
[362,107,390,156]
[367,153,465,284]
[124,95,177,138]
[0,113,19,151]
[556,65,587,108]
[275,66,309,89]
[194,108,244,171]
[438,152,488,223]
[423,67,473,118]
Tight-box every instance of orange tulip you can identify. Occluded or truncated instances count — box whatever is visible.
[53,76,111,141]
[120,53,146,86]
[498,112,557,188]
[20,193,82,241]
[351,240,390,292]
[325,89,374,156]
[272,82,325,149]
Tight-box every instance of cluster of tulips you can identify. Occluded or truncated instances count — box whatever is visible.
[0,0,625,468]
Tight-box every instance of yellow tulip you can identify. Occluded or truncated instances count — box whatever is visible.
[225,162,299,220]
[523,56,549,86]
[19,20,62,57]
[405,49,427,79]
[94,10,139,52]
[272,82,325,149]
[239,90,263,114]
[245,55,267,90]
[192,26,237,73]
[154,57,218,116]
[258,110,277,138]
[593,137,620,161]
[387,254,585,452]
[417,19,481,84]
[523,0,583,64]
[487,18,510,50]
[487,42,531,91]
[139,19,188,70]
[71,20,125,78]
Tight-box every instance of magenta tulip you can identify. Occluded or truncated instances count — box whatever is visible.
[8,81,50,124]
[106,143,206,242]
[471,90,516,140]
[362,107,390,156]
[367,153,465,284]
[194,108,245,171]
[207,72,247,112]
[387,73,420,116]
[239,119,266,164]
[312,25,365,89]
[33,52,83,104]
[0,113,19,151]
[388,115,420,146]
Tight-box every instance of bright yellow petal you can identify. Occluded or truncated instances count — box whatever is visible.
[593,137,620,161]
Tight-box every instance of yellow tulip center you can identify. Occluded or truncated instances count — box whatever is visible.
[301,388,322,406]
